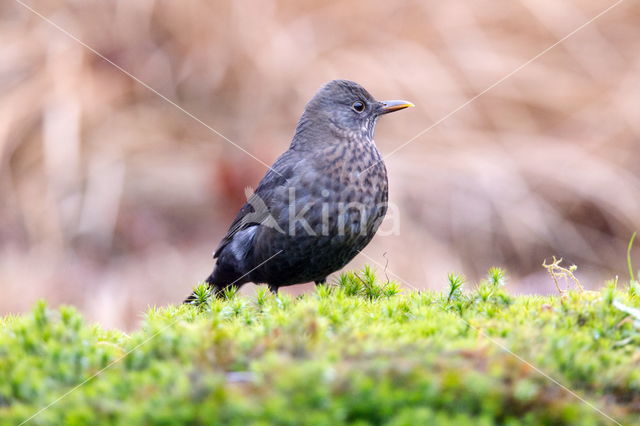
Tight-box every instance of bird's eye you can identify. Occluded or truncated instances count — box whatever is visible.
[352,100,365,113]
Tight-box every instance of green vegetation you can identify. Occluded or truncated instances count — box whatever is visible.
[629,232,639,289]
[1,267,640,425]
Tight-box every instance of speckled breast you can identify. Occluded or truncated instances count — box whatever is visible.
[264,138,389,286]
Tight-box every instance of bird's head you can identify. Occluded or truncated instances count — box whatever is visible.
[292,80,414,147]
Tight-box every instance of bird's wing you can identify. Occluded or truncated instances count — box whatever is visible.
[213,150,299,258]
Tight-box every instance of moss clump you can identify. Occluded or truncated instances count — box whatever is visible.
[1,268,639,425]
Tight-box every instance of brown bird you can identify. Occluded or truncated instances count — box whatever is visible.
[186,80,413,301]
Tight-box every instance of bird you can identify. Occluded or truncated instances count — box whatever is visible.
[185,80,413,302]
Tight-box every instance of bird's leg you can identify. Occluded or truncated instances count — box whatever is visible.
[268,283,279,294]
[314,278,328,286]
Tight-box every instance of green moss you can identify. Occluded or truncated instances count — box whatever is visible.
[1,268,639,425]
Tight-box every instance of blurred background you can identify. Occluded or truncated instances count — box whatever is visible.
[1,0,639,329]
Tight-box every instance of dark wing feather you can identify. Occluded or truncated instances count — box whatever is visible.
[213,149,299,258]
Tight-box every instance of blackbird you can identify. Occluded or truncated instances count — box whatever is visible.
[186,80,413,301]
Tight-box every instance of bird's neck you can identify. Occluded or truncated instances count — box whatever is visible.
[290,111,328,149]
[290,112,374,150]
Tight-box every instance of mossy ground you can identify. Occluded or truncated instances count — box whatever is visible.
[1,267,640,425]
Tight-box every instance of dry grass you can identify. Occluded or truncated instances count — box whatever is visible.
[1,0,639,328]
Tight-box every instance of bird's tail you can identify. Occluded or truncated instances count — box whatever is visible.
[183,273,217,304]
[184,262,248,304]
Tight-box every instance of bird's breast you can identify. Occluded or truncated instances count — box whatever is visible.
[248,139,389,286]
[307,139,388,240]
